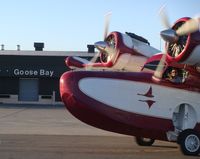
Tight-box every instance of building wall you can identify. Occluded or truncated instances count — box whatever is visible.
[39,78,60,101]
[0,78,19,95]
[0,51,94,105]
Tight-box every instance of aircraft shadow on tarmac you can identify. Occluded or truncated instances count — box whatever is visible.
[152,145,178,149]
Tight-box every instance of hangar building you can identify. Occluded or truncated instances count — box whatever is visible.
[0,43,94,105]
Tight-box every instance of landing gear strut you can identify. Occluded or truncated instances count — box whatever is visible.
[135,137,155,146]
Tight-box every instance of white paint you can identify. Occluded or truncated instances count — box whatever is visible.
[73,56,90,64]
[183,45,200,66]
[121,33,161,57]
[112,53,146,71]
[121,33,134,48]
[79,77,200,122]
[172,104,197,130]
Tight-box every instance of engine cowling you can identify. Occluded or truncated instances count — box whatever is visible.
[66,31,160,71]
[166,17,200,66]
[100,31,160,71]
[100,32,134,64]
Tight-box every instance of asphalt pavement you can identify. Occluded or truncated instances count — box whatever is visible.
[0,104,196,159]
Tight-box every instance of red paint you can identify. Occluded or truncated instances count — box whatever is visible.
[138,100,156,109]
[137,86,154,98]
[166,17,200,63]
[60,70,200,141]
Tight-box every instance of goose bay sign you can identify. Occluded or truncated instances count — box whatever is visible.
[13,69,54,77]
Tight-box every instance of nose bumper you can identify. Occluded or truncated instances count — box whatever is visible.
[60,72,74,109]
[59,71,134,135]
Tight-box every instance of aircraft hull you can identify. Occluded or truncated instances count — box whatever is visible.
[60,70,200,141]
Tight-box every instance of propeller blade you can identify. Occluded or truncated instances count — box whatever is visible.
[104,12,112,40]
[159,5,171,29]
[153,43,169,79]
[155,5,170,78]
[176,16,200,36]
[86,12,112,70]
[86,52,100,70]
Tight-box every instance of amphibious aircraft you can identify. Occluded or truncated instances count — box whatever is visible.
[60,12,200,156]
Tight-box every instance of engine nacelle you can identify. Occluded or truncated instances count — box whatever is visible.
[166,17,200,66]
[100,31,160,71]
[66,31,160,71]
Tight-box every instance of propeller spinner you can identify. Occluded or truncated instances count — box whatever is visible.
[160,29,179,43]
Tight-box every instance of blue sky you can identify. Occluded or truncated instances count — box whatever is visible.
[0,0,199,51]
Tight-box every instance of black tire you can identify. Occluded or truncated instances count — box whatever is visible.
[178,129,200,156]
[135,137,155,146]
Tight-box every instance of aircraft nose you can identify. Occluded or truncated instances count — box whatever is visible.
[59,71,75,106]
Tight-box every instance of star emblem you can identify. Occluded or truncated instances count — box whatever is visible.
[137,86,154,98]
[137,86,156,109]
[138,100,156,109]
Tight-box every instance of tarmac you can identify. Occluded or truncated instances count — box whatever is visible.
[0,104,197,159]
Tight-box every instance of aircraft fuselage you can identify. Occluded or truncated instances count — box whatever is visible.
[60,70,200,141]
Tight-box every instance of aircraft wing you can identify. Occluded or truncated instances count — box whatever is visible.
[66,56,113,70]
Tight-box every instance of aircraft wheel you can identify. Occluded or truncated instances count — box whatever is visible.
[178,129,200,156]
[135,137,155,146]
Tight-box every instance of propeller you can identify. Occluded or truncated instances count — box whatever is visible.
[95,12,112,51]
[85,52,100,70]
[153,7,173,79]
[153,6,171,79]
[86,12,112,70]
[159,6,179,43]
[160,7,200,43]
[104,12,112,40]
[94,12,117,63]
[153,43,169,79]
[159,4,171,29]
[176,16,200,36]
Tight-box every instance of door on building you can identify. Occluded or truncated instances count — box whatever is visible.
[18,78,39,101]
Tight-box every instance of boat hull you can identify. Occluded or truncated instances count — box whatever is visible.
[60,71,184,140]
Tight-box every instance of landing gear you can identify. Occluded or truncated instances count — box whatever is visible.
[172,104,200,155]
[135,137,155,146]
[178,129,200,156]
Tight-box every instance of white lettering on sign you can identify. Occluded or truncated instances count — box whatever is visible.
[14,69,38,76]
[13,69,54,77]
[39,69,54,77]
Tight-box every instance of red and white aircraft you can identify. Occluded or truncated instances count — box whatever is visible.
[60,14,200,155]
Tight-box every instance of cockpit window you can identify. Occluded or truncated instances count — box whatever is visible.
[142,61,162,73]
[162,67,188,83]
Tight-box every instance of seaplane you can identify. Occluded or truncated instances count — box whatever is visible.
[60,11,200,156]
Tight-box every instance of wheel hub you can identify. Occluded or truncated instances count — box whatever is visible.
[185,134,200,152]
